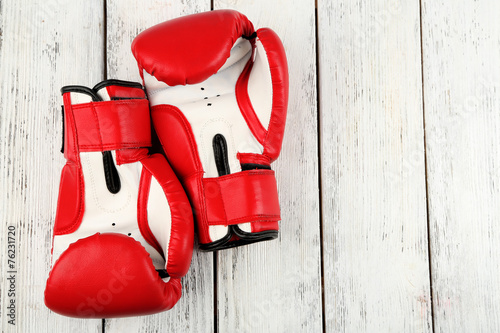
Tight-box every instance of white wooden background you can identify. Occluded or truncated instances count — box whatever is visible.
[1,0,499,332]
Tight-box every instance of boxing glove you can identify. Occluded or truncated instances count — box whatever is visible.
[45,80,194,318]
[132,10,289,251]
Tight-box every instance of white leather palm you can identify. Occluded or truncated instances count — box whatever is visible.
[144,37,274,242]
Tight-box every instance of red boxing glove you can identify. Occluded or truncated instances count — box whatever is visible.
[44,80,194,318]
[132,10,289,251]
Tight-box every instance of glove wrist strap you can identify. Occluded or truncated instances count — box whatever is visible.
[185,169,281,242]
[63,95,151,153]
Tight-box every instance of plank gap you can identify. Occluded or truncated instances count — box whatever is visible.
[103,0,108,81]
[213,251,218,333]
[418,0,435,331]
[314,2,327,333]
[102,2,107,331]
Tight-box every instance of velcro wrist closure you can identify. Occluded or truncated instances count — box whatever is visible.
[71,99,151,151]
[202,169,281,226]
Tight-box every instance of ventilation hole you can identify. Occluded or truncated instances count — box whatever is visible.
[201,87,205,90]
[204,97,208,99]
[216,94,220,97]
[127,233,131,236]
[112,223,116,226]
[207,103,212,106]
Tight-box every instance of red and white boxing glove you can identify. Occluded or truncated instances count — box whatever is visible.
[132,10,289,251]
[44,80,194,318]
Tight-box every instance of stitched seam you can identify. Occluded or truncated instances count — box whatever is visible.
[198,173,208,240]
[71,100,148,109]
[182,171,205,182]
[207,215,281,225]
[160,105,202,171]
[213,169,274,182]
[142,157,174,268]
[237,152,271,165]
[263,35,276,150]
[215,179,228,223]
[87,153,133,213]
[235,49,267,146]
[79,141,151,149]
[259,31,286,161]
[137,165,163,256]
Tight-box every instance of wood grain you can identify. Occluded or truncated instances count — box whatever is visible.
[213,1,323,332]
[105,1,214,332]
[421,1,500,331]
[0,0,104,332]
[3,0,500,331]
[317,0,432,331]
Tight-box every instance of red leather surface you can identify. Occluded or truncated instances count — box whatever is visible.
[151,105,202,180]
[150,104,209,241]
[255,28,289,162]
[141,154,194,278]
[235,44,268,145]
[54,93,85,235]
[106,85,145,99]
[69,99,151,151]
[182,175,209,242]
[132,10,254,85]
[45,233,182,318]
[137,168,163,257]
[115,147,149,166]
[53,163,84,235]
[62,93,80,162]
[204,170,280,225]
[102,84,150,165]
[250,221,280,233]
[237,152,271,166]
[184,170,280,244]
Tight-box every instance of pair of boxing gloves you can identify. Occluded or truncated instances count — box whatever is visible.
[44,10,289,318]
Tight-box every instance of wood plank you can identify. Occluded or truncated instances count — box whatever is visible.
[421,1,500,331]
[318,0,432,331]
[0,0,104,332]
[212,1,323,332]
[104,1,214,332]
